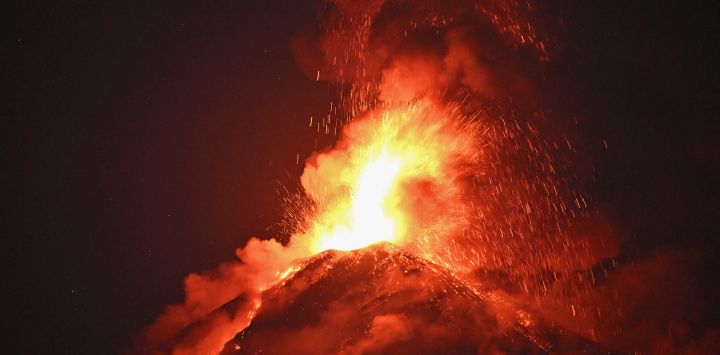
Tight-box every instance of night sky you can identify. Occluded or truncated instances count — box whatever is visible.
[5,1,719,354]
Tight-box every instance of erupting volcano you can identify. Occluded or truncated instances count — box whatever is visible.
[220,243,614,354]
[135,1,625,354]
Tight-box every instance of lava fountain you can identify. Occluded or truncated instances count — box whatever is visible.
[300,100,482,256]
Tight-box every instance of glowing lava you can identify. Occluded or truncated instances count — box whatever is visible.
[312,151,403,252]
[301,100,480,255]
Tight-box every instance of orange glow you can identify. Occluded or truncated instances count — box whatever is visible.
[301,100,480,255]
[312,151,403,252]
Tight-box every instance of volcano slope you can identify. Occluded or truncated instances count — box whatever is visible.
[216,243,615,354]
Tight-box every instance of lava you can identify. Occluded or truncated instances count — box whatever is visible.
[301,100,481,255]
[311,151,403,252]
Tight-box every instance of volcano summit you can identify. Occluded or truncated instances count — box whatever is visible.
[218,243,614,354]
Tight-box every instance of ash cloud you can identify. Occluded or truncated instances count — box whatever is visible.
[291,0,547,109]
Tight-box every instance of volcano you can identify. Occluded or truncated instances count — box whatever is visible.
[213,243,615,354]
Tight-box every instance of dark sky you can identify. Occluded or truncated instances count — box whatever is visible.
[4,1,719,354]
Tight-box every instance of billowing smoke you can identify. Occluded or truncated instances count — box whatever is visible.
[131,239,308,354]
